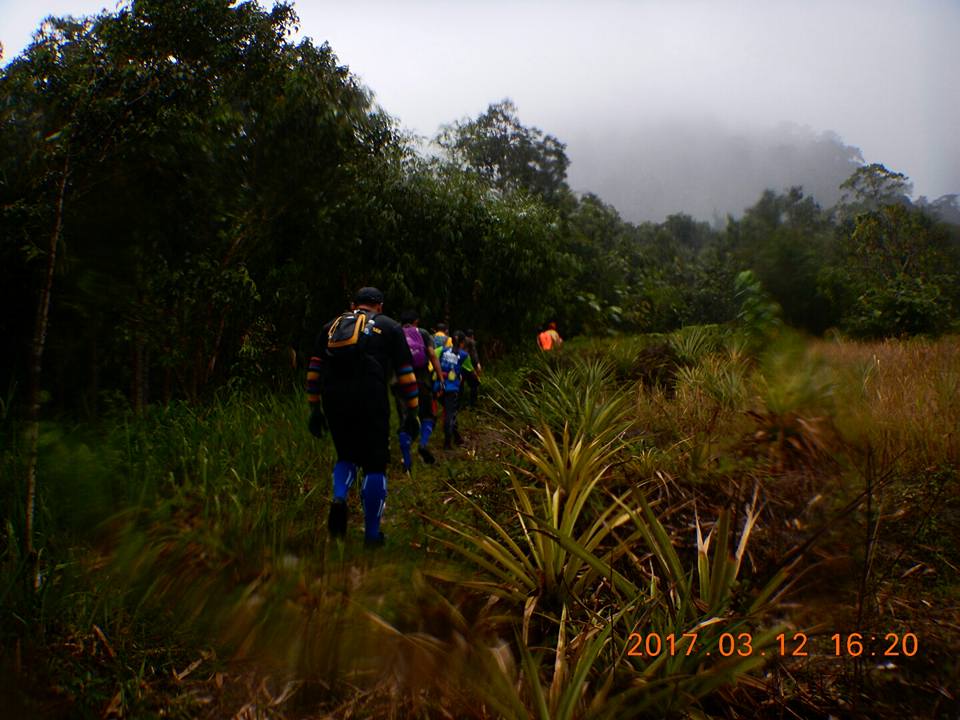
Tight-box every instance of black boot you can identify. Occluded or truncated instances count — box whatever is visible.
[364,532,386,549]
[328,499,347,538]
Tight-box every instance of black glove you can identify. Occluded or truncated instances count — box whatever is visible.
[402,411,420,438]
[308,405,328,438]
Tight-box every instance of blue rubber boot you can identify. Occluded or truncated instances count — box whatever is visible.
[328,461,357,538]
[360,472,387,545]
[418,419,436,464]
[420,419,435,447]
[332,461,357,501]
[398,431,413,471]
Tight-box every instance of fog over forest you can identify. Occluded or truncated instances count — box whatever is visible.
[4,0,959,227]
[564,118,865,224]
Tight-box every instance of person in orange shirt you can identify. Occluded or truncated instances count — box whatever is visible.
[538,321,563,351]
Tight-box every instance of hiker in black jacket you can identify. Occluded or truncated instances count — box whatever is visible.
[306,287,419,546]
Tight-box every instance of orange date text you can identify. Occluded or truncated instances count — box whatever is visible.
[625,631,918,658]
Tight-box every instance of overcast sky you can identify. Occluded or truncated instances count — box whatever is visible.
[3,0,958,218]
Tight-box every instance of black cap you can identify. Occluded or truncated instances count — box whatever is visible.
[354,286,384,305]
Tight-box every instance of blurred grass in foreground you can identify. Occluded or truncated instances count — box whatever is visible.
[1,334,958,717]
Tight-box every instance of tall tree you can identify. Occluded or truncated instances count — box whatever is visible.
[436,99,570,204]
[0,0,402,558]
[1,13,115,562]
[837,162,913,215]
[730,187,836,332]
[823,201,958,337]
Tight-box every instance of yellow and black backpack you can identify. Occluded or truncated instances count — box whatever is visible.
[326,310,379,363]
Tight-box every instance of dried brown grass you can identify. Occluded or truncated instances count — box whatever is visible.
[812,335,960,472]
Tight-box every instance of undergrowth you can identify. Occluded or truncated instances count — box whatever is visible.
[2,332,958,718]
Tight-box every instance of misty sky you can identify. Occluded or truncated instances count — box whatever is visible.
[3,0,958,221]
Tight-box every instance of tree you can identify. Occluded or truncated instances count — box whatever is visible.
[729,188,836,333]
[1,0,402,403]
[0,0,402,561]
[916,194,960,226]
[823,202,958,337]
[838,163,913,215]
[819,165,960,336]
[436,99,570,204]
[1,12,115,564]
[563,194,631,333]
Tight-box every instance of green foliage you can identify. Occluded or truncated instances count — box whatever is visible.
[7,14,958,418]
[0,387,331,716]
[5,334,960,716]
[825,203,959,338]
[430,412,634,614]
[838,162,913,215]
[3,9,960,714]
[756,336,835,418]
[432,358,638,634]
[669,324,726,365]
[0,4,583,412]
[1,0,392,405]
[675,354,748,411]
[728,188,836,333]
[436,98,571,205]
[846,275,953,338]
[735,269,781,346]
[745,336,838,469]
[564,194,633,334]
[488,357,623,438]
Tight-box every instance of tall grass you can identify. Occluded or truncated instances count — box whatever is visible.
[816,336,960,471]
[3,334,958,717]
[1,388,347,716]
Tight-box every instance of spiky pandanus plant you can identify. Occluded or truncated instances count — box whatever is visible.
[430,360,638,627]
[747,343,838,471]
[486,357,623,438]
[421,358,798,718]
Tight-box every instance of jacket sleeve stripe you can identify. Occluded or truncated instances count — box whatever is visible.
[306,356,323,403]
[396,365,419,408]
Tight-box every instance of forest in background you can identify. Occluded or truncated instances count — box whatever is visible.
[2,3,960,718]
[2,0,960,417]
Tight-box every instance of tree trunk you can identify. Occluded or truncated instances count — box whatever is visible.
[91,331,99,416]
[132,332,146,414]
[207,312,227,382]
[25,156,69,575]
[132,338,140,413]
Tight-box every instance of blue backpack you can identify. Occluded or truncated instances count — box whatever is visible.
[440,347,464,389]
